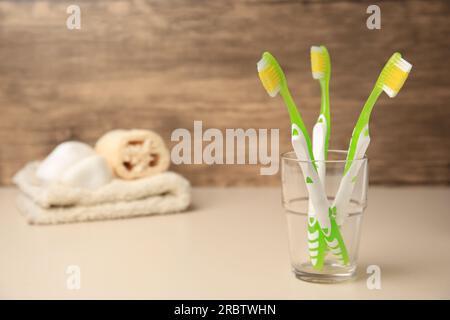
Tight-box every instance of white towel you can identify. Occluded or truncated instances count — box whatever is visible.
[13,162,191,225]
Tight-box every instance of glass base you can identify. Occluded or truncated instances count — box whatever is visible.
[293,263,356,284]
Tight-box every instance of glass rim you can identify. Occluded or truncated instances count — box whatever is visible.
[281,149,367,164]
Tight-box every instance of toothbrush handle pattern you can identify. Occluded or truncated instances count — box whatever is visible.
[324,208,350,265]
[307,217,327,269]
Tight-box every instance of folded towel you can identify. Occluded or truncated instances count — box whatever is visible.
[16,193,190,225]
[95,129,170,180]
[13,162,191,225]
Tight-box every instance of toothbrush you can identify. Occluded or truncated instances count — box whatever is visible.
[257,52,349,267]
[310,45,331,183]
[333,53,412,225]
[257,52,326,269]
[308,46,331,218]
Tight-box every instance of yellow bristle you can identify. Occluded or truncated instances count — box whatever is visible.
[311,51,325,74]
[258,64,280,96]
[311,46,328,80]
[384,66,409,95]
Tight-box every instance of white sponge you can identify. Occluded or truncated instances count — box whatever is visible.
[36,141,112,189]
[60,155,113,190]
[36,141,95,182]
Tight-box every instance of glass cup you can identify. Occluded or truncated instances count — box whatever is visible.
[281,150,368,283]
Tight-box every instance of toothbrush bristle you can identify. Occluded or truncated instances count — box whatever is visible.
[257,55,281,97]
[310,46,329,80]
[381,54,412,98]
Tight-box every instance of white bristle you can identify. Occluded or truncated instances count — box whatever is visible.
[257,57,268,72]
[382,85,396,98]
[382,57,412,98]
[312,72,324,80]
[396,58,412,73]
[268,88,279,97]
[257,55,280,97]
[311,46,323,53]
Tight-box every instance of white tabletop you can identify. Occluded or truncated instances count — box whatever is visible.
[0,186,449,299]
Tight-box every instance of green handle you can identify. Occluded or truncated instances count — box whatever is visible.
[319,78,331,159]
[326,208,350,265]
[281,87,315,162]
[345,87,382,173]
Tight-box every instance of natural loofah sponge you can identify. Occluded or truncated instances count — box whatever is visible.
[95,129,170,180]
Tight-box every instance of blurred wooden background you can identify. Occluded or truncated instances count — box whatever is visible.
[0,0,449,186]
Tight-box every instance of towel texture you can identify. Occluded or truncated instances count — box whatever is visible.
[13,162,191,225]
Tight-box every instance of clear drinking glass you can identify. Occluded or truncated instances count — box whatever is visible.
[281,150,368,283]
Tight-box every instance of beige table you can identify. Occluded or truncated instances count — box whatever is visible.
[0,187,449,299]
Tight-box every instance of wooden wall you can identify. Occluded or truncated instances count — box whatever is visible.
[0,0,449,186]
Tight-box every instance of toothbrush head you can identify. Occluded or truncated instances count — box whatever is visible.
[257,52,287,97]
[377,52,412,98]
[310,45,331,80]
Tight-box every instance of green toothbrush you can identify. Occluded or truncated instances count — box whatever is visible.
[311,45,331,167]
[257,52,312,158]
[309,46,351,264]
[309,46,331,255]
[345,53,411,172]
[333,53,412,225]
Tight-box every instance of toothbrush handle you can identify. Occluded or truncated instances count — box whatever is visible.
[281,88,314,161]
[324,211,350,265]
[346,89,381,172]
[309,120,327,213]
[293,133,328,269]
[320,78,331,158]
[292,133,350,266]
[312,119,327,186]
[292,131,330,231]
[308,123,328,269]
[334,127,370,225]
